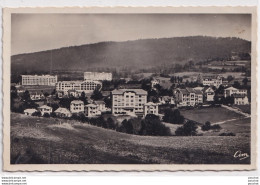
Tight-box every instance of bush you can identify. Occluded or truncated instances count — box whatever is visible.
[32,111,41,117]
[175,120,198,136]
[107,117,116,129]
[219,132,236,136]
[141,114,171,136]
[201,121,211,131]
[119,119,134,134]
[163,109,184,124]
[201,121,221,131]
[43,113,50,118]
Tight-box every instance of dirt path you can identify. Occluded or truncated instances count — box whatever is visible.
[221,105,250,117]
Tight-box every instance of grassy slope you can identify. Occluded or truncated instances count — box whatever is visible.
[11,113,250,164]
[180,107,245,124]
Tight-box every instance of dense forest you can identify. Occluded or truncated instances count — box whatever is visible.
[11,36,251,75]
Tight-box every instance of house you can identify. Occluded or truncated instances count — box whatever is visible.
[30,92,45,101]
[67,89,81,98]
[233,94,249,105]
[175,88,203,107]
[111,89,148,116]
[224,87,247,98]
[21,75,57,86]
[203,87,215,102]
[94,101,106,112]
[143,102,159,116]
[151,79,160,89]
[38,105,52,116]
[84,72,112,81]
[198,74,222,88]
[85,104,101,117]
[24,108,37,116]
[54,107,72,118]
[158,96,175,105]
[56,80,102,94]
[70,100,84,114]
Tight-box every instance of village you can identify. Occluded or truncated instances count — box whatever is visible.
[10,69,251,137]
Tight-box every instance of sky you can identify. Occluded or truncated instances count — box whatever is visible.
[11,14,251,55]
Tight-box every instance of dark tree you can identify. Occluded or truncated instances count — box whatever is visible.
[91,88,103,100]
[163,109,184,124]
[175,120,198,136]
[22,90,31,101]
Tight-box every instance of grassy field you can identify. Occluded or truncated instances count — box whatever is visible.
[180,107,245,124]
[10,113,250,164]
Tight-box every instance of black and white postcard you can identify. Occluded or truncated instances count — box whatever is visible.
[2,7,257,171]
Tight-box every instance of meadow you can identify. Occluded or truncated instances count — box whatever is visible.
[10,113,250,164]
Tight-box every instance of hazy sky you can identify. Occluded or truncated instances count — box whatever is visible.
[11,14,251,55]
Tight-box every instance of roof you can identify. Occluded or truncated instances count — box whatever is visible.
[24,108,37,113]
[39,105,52,109]
[177,89,190,94]
[177,88,202,95]
[55,107,71,113]
[144,102,158,106]
[71,100,84,104]
[233,94,247,98]
[94,101,105,105]
[193,89,203,95]
[225,87,238,91]
[111,89,147,95]
[86,104,98,108]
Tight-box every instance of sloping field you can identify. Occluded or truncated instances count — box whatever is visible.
[10,113,250,164]
[180,107,245,124]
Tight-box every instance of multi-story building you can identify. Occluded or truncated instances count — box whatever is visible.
[175,88,203,107]
[56,80,102,95]
[203,87,215,102]
[84,104,101,117]
[21,75,57,86]
[198,75,222,88]
[38,105,53,116]
[143,102,159,116]
[70,100,84,114]
[233,94,249,105]
[54,107,72,118]
[84,72,112,81]
[224,87,247,98]
[111,89,148,116]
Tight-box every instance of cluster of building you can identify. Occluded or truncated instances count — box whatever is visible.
[24,99,108,118]
[21,72,249,119]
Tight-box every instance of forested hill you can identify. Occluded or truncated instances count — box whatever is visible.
[11,36,251,74]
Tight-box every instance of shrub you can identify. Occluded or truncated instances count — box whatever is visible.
[211,124,221,130]
[219,132,236,136]
[119,119,134,134]
[175,120,198,136]
[32,111,41,117]
[107,117,116,129]
[201,121,221,131]
[141,114,171,136]
[163,109,184,124]
[43,113,50,118]
[201,121,211,131]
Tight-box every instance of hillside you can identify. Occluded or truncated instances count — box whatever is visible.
[11,113,250,164]
[11,36,251,74]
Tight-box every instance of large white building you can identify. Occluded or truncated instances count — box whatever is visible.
[224,87,247,98]
[111,89,148,116]
[70,100,84,114]
[84,72,112,81]
[143,102,159,116]
[175,88,203,107]
[56,80,102,94]
[22,75,57,86]
[197,74,222,88]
